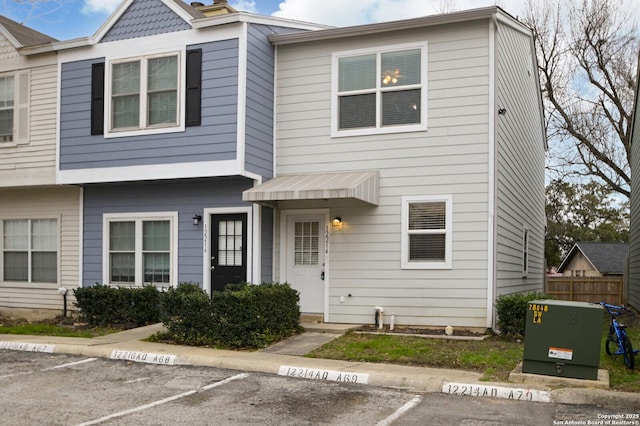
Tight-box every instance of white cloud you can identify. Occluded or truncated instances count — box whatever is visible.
[270,0,530,26]
[231,1,258,13]
[81,0,121,15]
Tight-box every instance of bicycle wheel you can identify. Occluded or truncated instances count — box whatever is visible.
[622,334,635,370]
[605,331,616,356]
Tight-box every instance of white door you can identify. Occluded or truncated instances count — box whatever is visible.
[286,214,326,313]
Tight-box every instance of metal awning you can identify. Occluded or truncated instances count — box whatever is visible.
[242,171,379,205]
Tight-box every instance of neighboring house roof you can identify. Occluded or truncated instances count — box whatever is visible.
[170,0,207,20]
[0,14,57,49]
[558,242,629,275]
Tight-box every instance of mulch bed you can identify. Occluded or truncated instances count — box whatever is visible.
[355,324,487,337]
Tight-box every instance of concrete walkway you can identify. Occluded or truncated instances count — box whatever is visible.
[0,322,638,409]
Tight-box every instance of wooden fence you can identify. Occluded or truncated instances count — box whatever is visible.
[544,276,624,305]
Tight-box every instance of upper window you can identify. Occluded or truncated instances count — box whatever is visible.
[0,76,14,142]
[108,53,180,134]
[401,195,452,269]
[522,227,529,276]
[91,49,201,137]
[103,213,177,286]
[2,219,58,283]
[333,43,427,137]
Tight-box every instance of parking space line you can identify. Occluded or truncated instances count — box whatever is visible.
[1,357,97,379]
[75,373,250,426]
[43,358,98,370]
[375,395,423,426]
[0,371,32,380]
[125,377,150,384]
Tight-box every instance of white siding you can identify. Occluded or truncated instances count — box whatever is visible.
[0,62,58,187]
[0,36,19,60]
[494,23,546,297]
[0,186,81,316]
[628,59,640,309]
[275,22,492,327]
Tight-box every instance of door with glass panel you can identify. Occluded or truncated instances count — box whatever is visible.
[210,214,247,293]
[285,215,325,313]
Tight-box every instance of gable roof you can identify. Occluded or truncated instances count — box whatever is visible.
[558,242,629,275]
[93,0,205,43]
[0,14,57,49]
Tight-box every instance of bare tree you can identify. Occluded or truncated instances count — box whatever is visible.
[524,0,639,198]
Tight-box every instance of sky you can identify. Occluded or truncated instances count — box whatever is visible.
[0,0,530,41]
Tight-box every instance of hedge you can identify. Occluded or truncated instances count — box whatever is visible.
[74,282,302,349]
[495,291,548,337]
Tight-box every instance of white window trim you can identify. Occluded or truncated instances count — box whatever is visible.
[102,212,178,287]
[0,71,29,147]
[0,216,60,285]
[522,226,529,277]
[401,195,452,269]
[331,41,428,138]
[104,51,185,139]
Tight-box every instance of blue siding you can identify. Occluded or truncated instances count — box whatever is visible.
[102,0,190,42]
[59,39,240,170]
[82,177,254,287]
[244,24,275,179]
[261,206,273,282]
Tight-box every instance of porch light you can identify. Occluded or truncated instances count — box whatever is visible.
[332,217,342,225]
[192,214,202,226]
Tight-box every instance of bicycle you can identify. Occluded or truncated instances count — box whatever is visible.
[599,302,639,370]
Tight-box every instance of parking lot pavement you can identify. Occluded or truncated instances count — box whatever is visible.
[0,351,421,425]
[1,323,640,411]
[3,350,638,426]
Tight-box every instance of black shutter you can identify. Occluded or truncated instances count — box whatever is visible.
[185,49,202,127]
[91,62,105,135]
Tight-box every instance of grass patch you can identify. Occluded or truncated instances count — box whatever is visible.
[307,332,523,382]
[307,325,640,391]
[0,317,119,338]
[600,314,640,392]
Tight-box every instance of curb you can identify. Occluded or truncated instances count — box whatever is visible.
[1,333,640,409]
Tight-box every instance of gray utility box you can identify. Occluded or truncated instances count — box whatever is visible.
[522,300,603,380]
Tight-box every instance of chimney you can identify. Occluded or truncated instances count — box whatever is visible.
[213,0,228,4]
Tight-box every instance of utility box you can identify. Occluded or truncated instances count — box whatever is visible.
[522,300,603,380]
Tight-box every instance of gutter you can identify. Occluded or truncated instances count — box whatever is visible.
[269,6,526,45]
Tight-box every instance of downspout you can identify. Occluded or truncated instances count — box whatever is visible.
[487,14,498,330]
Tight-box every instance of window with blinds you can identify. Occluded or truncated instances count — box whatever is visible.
[408,202,446,261]
[294,221,319,266]
[105,214,175,286]
[401,195,452,269]
[2,219,58,283]
[0,75,14,142]
[335,44,425,135]
[110,53,179,131]
[522,227,529,276]
[218,220,243,267]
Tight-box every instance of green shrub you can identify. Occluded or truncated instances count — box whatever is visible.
[160,283,217,346]
[495,292,548,337]
[73,284,163,327]
[211,282,302,348]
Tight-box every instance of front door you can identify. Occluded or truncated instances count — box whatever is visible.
[210,213,247,293]
[286,214,325,313]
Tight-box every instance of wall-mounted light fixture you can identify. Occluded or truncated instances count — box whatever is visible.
[498,108,507,115]
[331,216,342,229]
[192,214,202,226]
